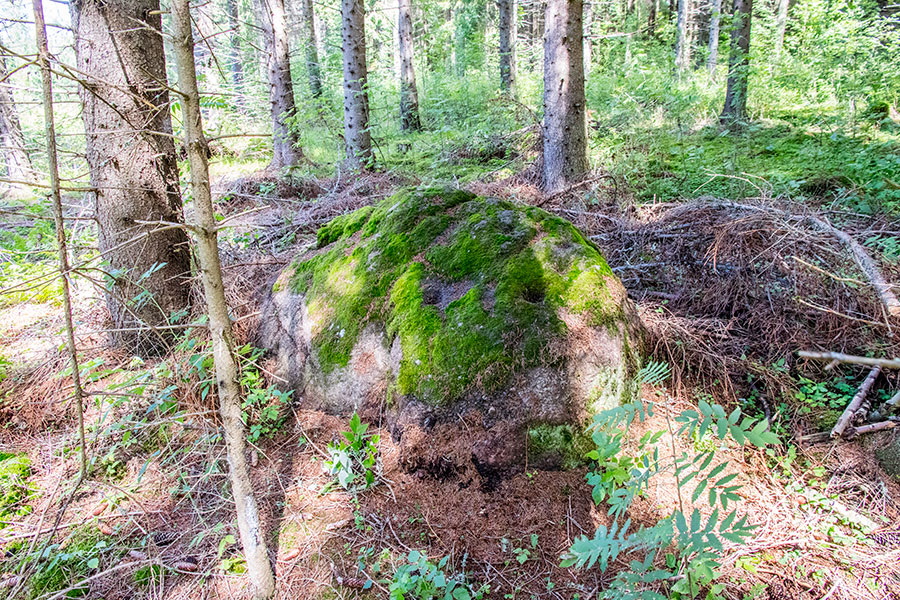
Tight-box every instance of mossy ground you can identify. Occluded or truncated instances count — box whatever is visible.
[0,451,31,521]
[288,187,630,407]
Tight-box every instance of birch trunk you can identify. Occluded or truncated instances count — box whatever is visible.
[720,0,752,123]
[260,0,304,168]
[542,0,588,193]
[70,0,191,355]
[0,54,33,184]
[398,0,422,130]
[774,0,788,58]
[706,0,721,76]
[674,0,692,72]
[499,0,518,93]
[342,0,374,168]
[170,0,276,597]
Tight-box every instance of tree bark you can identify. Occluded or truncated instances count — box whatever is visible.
[0,54,34,184]
[260,0,305,168]
[34,0,86,479]
[225,0,247,109]
[398,0,422,130]
[706,0,721,76]
[300,0,323,98]
[342,0,373,168]
[720,0,752,123]
[70,0,191,355]
[648,0,657,35]
[499,0,518,93]
[542,0,588,193]
[170,1,276,598]
[774,0,788,58]
[674,0,693,72]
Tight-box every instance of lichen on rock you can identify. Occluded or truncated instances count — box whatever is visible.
[261,187,644,477]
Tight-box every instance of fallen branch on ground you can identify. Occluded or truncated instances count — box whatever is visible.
[798,351,900,370]
[832,366,881,438]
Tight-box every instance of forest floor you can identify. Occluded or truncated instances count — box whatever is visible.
[2,152,900,600]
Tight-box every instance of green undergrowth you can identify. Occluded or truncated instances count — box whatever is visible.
[285,187,633,406]
[0,452,32,522]
[594,113,900,211]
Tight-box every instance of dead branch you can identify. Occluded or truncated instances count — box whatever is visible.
[832,366,880,438]
[798,351,900,370]
[849,421,898,437]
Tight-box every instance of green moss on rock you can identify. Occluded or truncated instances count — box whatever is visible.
[527,424,594,469]
[287,187,634,407]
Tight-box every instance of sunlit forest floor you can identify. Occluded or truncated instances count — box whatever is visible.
[3,77,900,598]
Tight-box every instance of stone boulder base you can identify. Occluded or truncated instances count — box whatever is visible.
[260,188,643,480]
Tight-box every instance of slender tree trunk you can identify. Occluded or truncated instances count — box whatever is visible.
[260,0,305,168]
[342,0,373,168]
[720,0,752,123]
[398,0,422,130]
[499,0,518,93]
[34,0,86,480]
[70,0,191,355]
[648,0,657,35]
[706,0,721,76]
[225,0,246,110]
[170,1,276,598]
[542,0,588,193]
[774,0,788,58]
[692,0,710,69]
[0,55,34,184]
[674,0,692,72]
[583,0,592,73]
[300,0,323,98]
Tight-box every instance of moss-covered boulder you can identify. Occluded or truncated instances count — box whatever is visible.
[260,188,643,476]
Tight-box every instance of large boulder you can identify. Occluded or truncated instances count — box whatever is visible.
[260,188,643,478]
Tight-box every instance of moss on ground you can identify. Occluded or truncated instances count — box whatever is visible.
[0,451,31,520]
[527,424,594,469]
[287,187,632,407]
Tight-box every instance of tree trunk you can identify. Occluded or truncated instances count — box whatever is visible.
[170,1,276,598]
[34,0,86,480]
[225,0,246,109]
[499,0,518,93]
[0,55,34,184]
[774,0,788,57]
[260,0,305,168]
[583,0,592,72]
[692,0,710,69]
[542,0,588,193]
[706,0,721,76]
[342,0,373,168]
[720,0,752,123]
[648,0,657,35]
[300,0,323,98]
[674,0,692,72]
[398,0,422,130]
[70,0,191,355]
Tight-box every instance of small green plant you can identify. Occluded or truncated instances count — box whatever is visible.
[239,347,292,443]
[562,388,779,599]
[324,412,380,491]
[133,564,164,587]
[22,528,112,599]
[389,550,488,600]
